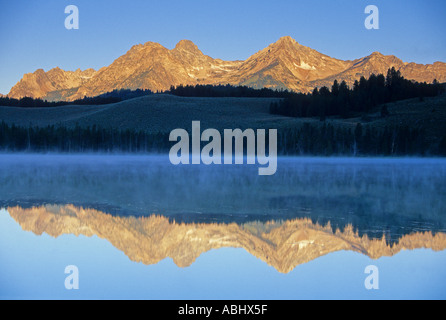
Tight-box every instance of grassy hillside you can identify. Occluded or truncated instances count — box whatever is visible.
[348,95,446,146]
[0,94,283,133]
[0,93,445,155]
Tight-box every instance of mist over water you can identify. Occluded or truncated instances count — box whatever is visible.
[1,154,446,299]
[1,154,445,241]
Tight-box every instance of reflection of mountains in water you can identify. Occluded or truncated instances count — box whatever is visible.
[6,204,446,274]
[2,193,445,245]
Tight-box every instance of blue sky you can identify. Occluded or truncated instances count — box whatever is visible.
[0,0,445,95]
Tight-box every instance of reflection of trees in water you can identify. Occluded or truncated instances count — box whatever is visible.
[0,156,445,244]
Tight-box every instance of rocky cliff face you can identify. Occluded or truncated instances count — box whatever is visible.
[227,36,352,91]
[8,67,96,100]
[7,205,446,273]
[7,37,446,101]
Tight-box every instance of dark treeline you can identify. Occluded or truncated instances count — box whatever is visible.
[168,84,289,98]
[0,85,286,108]
[1,121,445,156]
[0,122,170,153]
[96,88,153,100]
[0,88,154,108]
[0,84,285,108]
[270,68,444,119]
[0,95,122,108]
[276,122,445,156]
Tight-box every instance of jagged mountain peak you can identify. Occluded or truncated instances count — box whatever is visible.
[142,41,165,48]
[366,51,399,61]
[33,68,46,75]
[174,40,201,53]
[127,41,167,54]
[355,51,404,70]
[370,51,384,56]
[275,35,298,45]
[264,36,303,54]
[6,38,446,100]
[49,66,63,72]
[236,36,352,88]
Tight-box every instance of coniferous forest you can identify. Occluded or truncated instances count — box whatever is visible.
[1,121,445,156]
[269,67,444,119]
[0,123,170,153]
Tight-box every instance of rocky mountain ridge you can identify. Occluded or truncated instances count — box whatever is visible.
[7,36,446,101]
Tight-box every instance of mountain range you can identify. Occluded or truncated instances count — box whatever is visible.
[7,204,446,273]
[7,36,446,101]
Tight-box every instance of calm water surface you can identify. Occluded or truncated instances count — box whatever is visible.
[1,154,445,299]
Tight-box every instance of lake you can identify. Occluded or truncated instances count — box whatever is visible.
[0,154,445,299]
